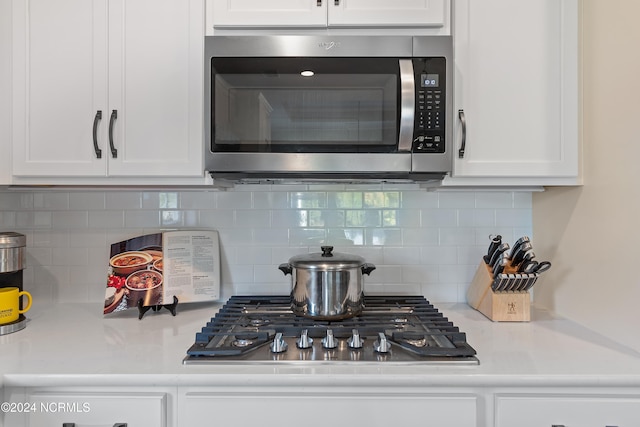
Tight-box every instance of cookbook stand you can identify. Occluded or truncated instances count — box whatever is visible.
[466,261,530,322]
[136,295,179,320]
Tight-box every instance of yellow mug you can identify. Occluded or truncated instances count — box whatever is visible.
[0,287,32,324]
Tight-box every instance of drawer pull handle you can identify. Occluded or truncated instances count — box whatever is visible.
[108,109,118,158]
[62,424,127,427]
[92,110,102,159]
[458,109,467,158]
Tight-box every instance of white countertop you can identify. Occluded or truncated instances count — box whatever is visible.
[2,300,640,389]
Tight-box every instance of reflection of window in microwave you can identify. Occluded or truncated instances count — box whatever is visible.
[214,74,397,145]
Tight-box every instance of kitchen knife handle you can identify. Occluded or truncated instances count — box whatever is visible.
[92,110,102,159]
[458,109,466,158]
[108,109,118,158]
[485,234,502,264]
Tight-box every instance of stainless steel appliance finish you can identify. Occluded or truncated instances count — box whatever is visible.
[0,232,27,335]
[184,295,478,365]
[0,232,26,273]
[204,35,453,183]
[279,246,375,320]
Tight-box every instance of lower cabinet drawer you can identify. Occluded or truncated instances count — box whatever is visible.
[495,394,640,427]
[180,391,478,427]
[22,391,167,427]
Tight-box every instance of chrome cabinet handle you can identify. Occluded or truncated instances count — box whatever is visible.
[458,109,467,158]
[92,110,102,159]
[108,109,118,158]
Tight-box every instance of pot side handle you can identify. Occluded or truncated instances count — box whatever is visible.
[278,263,293,275]
[361,263,376,275]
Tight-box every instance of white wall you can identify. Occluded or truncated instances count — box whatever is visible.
[0,187,532,307]
[533,0,640,352]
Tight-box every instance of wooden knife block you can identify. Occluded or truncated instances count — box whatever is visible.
[466,261,531,322]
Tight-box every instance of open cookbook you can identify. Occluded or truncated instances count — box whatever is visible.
[104,230,221,315]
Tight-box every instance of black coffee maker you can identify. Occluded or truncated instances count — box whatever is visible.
[0,232,27,335]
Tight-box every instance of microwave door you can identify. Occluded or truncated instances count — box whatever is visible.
[398,59,415,152]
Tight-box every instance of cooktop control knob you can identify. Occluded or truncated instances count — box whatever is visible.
[347,329,363,349]
[373,333,391,353]
[321,329,338,349]
[270,332,288,353]
[296,329,313,349]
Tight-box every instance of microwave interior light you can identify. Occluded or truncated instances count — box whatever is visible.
[300,70,315,77]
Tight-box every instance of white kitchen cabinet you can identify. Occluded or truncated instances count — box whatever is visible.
[2,388,171,427]
[179,389,478,427]
[444,0,580,187]
[11,0,204,179]
[208,0,448,29]
[495,394,640,427]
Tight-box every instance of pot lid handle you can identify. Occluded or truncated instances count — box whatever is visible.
[321,246,334,257]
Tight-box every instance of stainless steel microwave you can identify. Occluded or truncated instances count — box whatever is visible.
[204,35,453,183]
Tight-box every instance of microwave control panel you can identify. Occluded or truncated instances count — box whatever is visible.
[413,58,446,153]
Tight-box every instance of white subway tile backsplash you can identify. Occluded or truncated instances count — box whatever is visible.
[34,192,69,210]
[400,190,438,209]
[495,208,533,227]
[199,209,234,229]
[253,191,289,210]
[52,246,89,267]
[421,246,458,265]
[124,210,160,228]
[475,192,514,209]
[383,246,421,265]
[438,192,476,208]
[88,211,125,229]
[235,210,271,228]
[105,192,142,209]
[69,192,106,210]
[402,227,439,247]
[252,228,289,247]
[33,211,53,228]
[217,191,252,209]
[421,208,458,227]
[53,211,88,229]
[1,188,532,304]
[180,192,216,210]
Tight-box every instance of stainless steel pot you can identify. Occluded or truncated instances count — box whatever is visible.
[278,246,375,320]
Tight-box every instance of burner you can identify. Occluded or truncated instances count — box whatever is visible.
[184,295,478,364]
[232,332,259,347]
[246,317,271,327]
[400,332,428,347]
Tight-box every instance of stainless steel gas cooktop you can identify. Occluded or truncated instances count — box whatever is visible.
[183,295,478,365]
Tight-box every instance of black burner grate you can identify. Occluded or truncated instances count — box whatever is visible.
[185,295,477,363]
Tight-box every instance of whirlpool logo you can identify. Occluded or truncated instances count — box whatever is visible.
[319,41,341,50]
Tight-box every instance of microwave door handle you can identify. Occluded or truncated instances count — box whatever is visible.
[398,59,415,152]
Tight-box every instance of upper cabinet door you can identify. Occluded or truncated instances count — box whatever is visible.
[107,0,204,177]
[328,0,447,28]
[209,0,448,30]
[451,0,579,180]
[12,0,109,176]
[12,0,204,179]
[211,0,328,28]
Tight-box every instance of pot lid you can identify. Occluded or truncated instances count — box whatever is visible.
[288,246,366,269]
[0,232,26,249]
